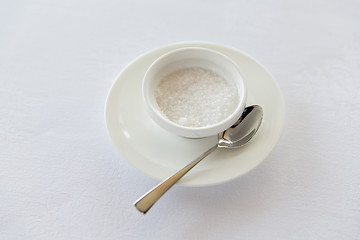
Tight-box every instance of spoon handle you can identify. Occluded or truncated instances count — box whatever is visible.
[134,144,219,214]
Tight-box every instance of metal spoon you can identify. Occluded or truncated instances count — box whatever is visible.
[134,105,263,214]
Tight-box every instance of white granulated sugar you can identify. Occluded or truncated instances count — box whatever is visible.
[155,67,239,127]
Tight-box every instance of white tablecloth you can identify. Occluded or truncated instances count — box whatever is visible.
[1,1,359,239]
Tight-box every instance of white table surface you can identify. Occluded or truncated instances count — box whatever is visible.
[1,0,359,239]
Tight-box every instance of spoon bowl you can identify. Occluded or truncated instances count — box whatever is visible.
[218,105,263,148]
[134,105,263,214]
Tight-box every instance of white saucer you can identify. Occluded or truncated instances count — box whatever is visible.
[105,42,285,186]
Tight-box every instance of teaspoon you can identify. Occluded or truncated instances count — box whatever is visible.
[134,105,263,214]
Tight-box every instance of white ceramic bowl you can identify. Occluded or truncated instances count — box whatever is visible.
[142,47,247,138]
